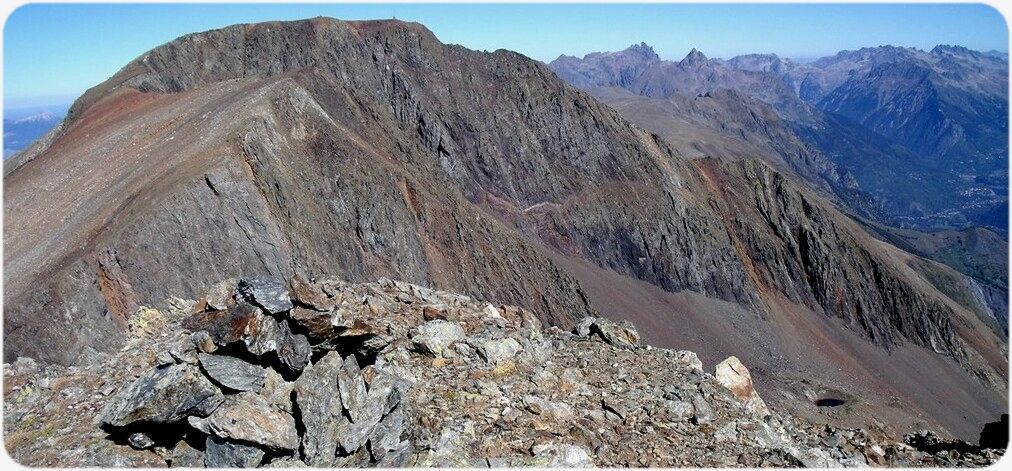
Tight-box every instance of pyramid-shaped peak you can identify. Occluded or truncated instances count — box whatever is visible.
[683,48,708,64]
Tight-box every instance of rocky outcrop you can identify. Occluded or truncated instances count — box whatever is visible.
[3,277,1003,467]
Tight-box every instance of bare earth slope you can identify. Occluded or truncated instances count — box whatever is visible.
[3,18,1005,440]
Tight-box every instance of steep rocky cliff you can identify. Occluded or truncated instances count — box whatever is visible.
[3,18,1005,440]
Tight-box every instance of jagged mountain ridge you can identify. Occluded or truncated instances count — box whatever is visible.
[2,18,1005,439]
[549,43,1009,231]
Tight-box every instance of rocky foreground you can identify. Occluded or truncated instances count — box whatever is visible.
[3,276,1005,467]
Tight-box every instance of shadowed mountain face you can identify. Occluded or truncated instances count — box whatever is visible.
[3,18,1006,439]
[549,44,1009,232]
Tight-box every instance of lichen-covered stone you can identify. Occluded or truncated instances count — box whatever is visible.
[237,277,293,314]
[197,353,266,392]
[203,436,264,468]
[98,363,223,428]
[188,392,299,451]
[293,351,344,466]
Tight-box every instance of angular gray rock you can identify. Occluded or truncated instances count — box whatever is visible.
[573,317,596,337]
[237,277,294,314]
[198,353,267,392]
[204,435,265,468]
[243,311,284,357]
[204,279,237,311]
[691,393,715,425]
[293,351,344,466]
[167,439,204,468]
[368,406,410,463]
[98,363,223,427]
[338,355,368,423]
[189,392,299,451]
[276,321,311,373]
[336,369,409,453]
[477,338,523,365]
[411,320,465,357]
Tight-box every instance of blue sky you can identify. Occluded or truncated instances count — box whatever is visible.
[3,3,1008,110]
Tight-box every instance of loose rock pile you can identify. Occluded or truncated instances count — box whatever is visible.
[3,276,1005,467]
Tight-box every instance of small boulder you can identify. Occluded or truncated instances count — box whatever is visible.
[237,277,293,314]
[127,433,154,450]
[189,392,299,451]
[477,338,523,365]
[690,394,714,425]
[411,320,465,357]
[573,317,595,337]
[338,355,369,423]
[243,312,284,356]
[197,353,266,392]
[204,435,264,468]
[714,356,770,418]
[294,352,345,466]
[98,363,223,428]
[276,321,311,373]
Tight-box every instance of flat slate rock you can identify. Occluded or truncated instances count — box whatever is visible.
[198,353,267,392]
[204,435,265,468]
[98,363,223,428]
[237,277,294,314]
[293,351,345,466]
[189,392,299,451]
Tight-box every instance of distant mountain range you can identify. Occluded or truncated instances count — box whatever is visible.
[3,110,63,158]
[549,44,1009,233]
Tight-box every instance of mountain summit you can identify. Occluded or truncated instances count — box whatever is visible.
[4,17,1006,447]
[680,48,708,65]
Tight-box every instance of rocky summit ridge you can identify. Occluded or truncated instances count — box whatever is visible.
[2,276,1005,467]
